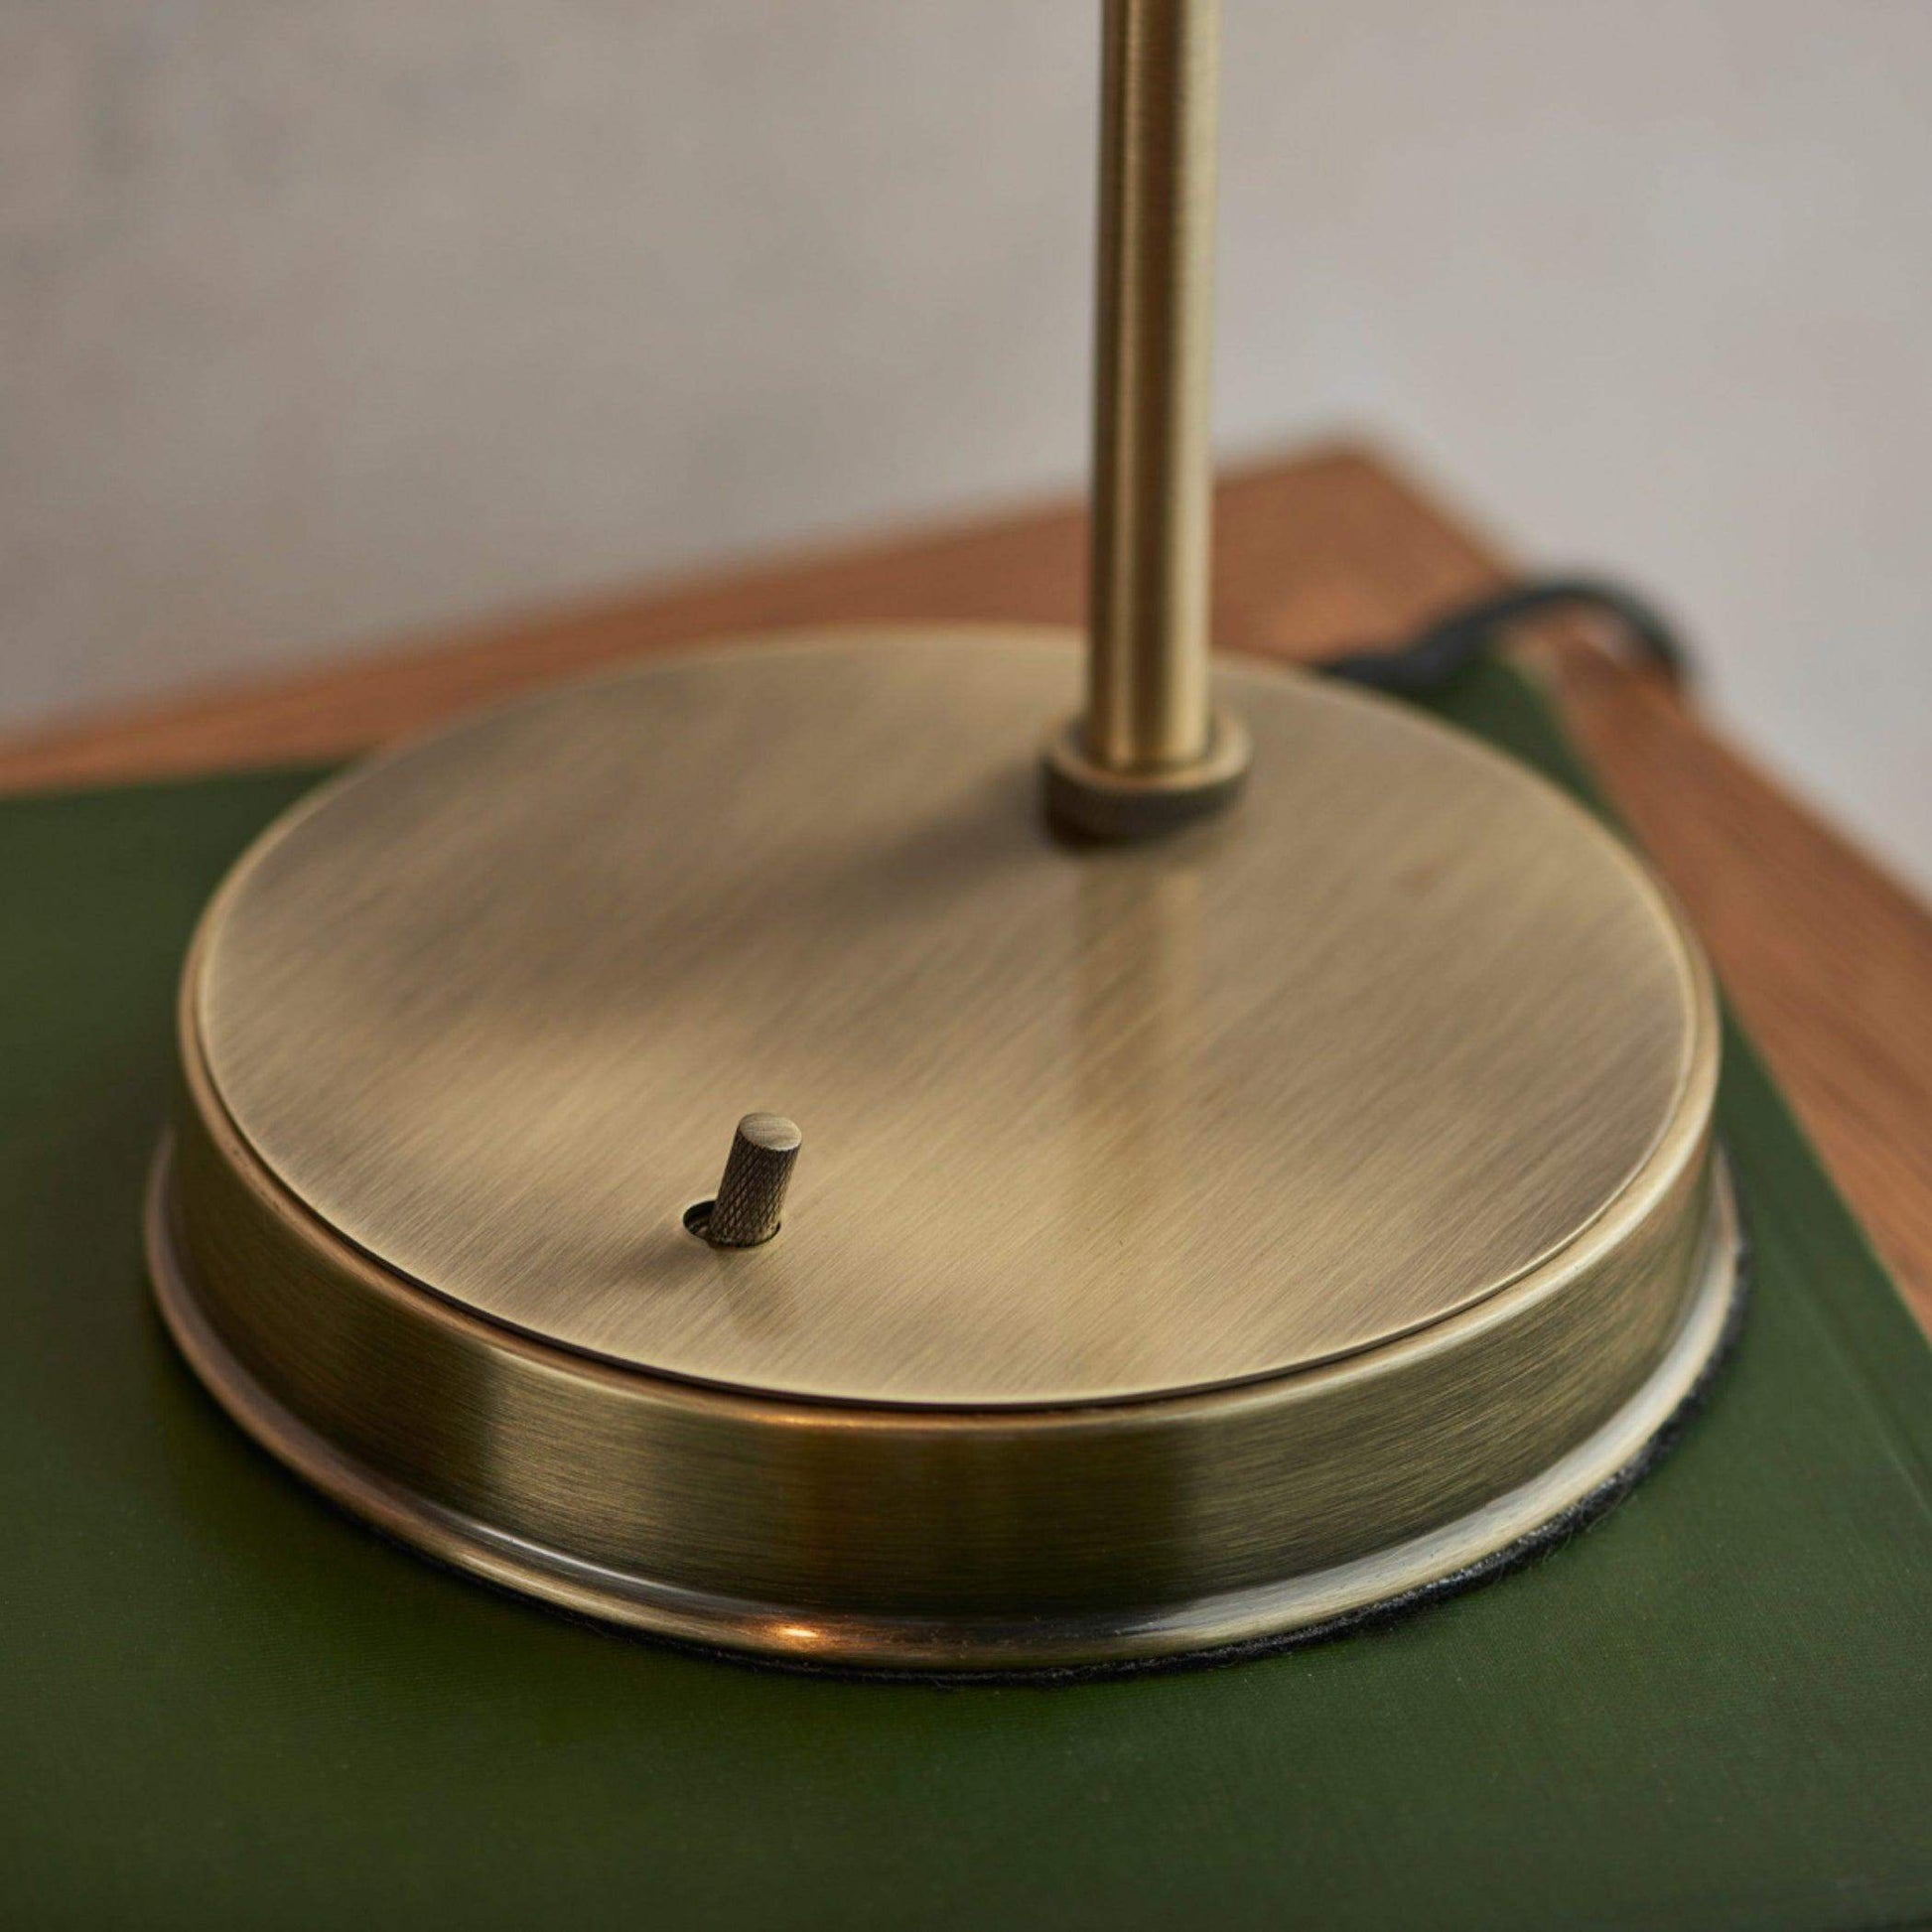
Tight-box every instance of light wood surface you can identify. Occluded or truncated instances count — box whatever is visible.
[7,443,1930,1328]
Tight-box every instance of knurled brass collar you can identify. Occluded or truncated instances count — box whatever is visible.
[1041,707,1252,840]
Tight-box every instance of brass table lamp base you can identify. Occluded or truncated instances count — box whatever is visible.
[149,629,1737,1673]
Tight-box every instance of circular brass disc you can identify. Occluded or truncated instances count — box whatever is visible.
[194,631,1702,1407]
[155,627,1735,1671]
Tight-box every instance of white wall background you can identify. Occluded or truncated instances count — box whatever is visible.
[4,1,1929,887]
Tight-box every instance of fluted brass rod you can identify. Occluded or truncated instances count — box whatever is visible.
[1086,0,1219,773]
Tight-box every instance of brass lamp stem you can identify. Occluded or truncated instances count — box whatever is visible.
[1045,0,1249,839]
[1089,0,1217,770]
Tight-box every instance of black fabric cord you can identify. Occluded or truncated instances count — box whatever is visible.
[1316,574,1693,699]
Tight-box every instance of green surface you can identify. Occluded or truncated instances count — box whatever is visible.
[2,663,1931,1931]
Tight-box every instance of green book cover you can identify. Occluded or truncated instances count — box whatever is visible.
[2,662,1929,1930]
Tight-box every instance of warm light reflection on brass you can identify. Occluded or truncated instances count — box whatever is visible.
[152,630,1734,1670]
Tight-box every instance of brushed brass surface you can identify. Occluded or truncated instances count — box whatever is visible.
[149,1138,1738,1670]
[192,632,1708,1408]
[158,625,1732,1668]
[1069,0,1248,827]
